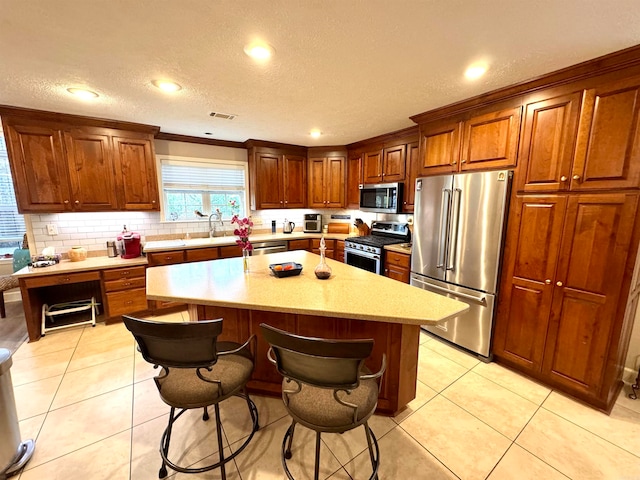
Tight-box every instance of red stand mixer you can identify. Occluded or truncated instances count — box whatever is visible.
[117,226,141,259]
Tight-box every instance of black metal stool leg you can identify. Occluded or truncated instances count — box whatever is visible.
[314,431,321,480]
[285,420,296,459]
[364,422,379,480]
[203,406,209,421]
[159,407,175,478]
[214,403,226,480]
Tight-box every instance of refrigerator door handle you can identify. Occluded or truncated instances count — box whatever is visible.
[412,276,487,305]
[446,187,462,271]
[436,188,452,269]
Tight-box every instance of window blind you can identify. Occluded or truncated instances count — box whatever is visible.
[161,160,245,191]
[0,133,26,244]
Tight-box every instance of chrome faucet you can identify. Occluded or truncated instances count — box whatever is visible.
[208,209,225,237]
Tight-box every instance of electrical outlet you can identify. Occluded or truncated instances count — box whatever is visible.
[46,224,58,235]
[252,218,263,225]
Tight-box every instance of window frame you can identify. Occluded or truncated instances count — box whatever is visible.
[156,154,250,223]
[0,128,26,256]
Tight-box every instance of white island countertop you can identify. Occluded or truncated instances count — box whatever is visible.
[146,250,468,326]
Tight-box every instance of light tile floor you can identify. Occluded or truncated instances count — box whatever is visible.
[7,311,640,480]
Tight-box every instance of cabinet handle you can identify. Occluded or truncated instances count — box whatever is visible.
[560,176,568,182]
[461,159,466,164]
[125,300,132,305]
[64,200,69,204]
[572,175,580,181]
[121,271,130,276]
[556,281,563,287]
[75,200,80,204]
[285,200,288,204]
[545,279,551,284]
[452,161,457,165]
[124,282,131,286]
[152,200,156,204]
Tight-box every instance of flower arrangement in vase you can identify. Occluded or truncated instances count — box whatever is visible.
[231,215,253,272]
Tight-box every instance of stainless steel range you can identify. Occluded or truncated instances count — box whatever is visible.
[344,221,411,275]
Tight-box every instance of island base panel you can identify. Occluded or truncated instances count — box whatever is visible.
[196,305,419,416]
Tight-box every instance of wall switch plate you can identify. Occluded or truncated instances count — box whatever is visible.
[46,224,58,235]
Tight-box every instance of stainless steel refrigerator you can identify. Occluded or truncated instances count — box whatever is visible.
[410,170,512,359]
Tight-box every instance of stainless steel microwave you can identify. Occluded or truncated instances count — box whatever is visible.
[359,182,403,213]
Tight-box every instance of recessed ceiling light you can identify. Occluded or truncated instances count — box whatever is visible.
[244,42,275,61]
[464,63,488,80]
[152,80,182,92]
[66,88,99,99]
[310,130,322,138]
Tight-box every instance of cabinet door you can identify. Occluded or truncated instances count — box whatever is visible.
[461,106,522,171]
[308,157,326,208]
[571,78,640,190]
[418,121,460,176]
[346,152,362,209]
[255,153,283,209]
[112,135,159,210]
[363,148,383,184]
[382,144,406,182]
[493,195,567,371]
[334,240,345,263]
[518,93,582,193]
[4,122,72,212]
[283,154,306,208]
[325,156,345,208]
[147,251,185,266]
[402,142,419,212]
[542,193,638,395]
[64,129,118,210]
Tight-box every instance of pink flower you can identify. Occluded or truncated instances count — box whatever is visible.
[231,215,252,251]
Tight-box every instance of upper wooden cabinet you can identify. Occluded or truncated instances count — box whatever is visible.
[248,145,306,210]
[517,92,583,193]
[418,106,522,176]
[570,77,640,191]
[362,143,406,184]
[308,154,345,208]
[1,109,160,213]
[346,151,362,209]
[402,142,419,212]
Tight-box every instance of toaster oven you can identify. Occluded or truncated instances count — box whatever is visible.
[303,214,322,233]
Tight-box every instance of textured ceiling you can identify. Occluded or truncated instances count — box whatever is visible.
[1,0,640,146]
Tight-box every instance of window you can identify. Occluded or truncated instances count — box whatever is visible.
[0,131,26,256]
[158,156,248,222]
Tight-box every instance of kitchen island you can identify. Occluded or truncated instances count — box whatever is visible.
[146,250,468,415]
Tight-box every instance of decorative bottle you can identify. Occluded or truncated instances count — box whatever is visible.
[314,236,332,280]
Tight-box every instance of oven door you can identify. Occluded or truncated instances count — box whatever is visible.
[345,248,381,275]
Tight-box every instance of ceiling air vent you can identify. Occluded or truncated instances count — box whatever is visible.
[209,112,237,120]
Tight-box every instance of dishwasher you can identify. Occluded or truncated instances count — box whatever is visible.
[251,241,288,255]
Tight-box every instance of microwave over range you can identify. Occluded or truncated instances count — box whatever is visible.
[359,182,403,214]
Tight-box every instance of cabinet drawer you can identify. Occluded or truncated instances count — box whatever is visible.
[147,251,186,266]
[102,266,146,281]
[289,239,311,251]
[23,270,101,288]
[385,251,411,268]
[219,245,242,258]
[185,247,220,263]
[106,288,148,317]
[104,276,146,292]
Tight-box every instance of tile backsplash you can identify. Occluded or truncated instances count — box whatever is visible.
[28,209,384,255]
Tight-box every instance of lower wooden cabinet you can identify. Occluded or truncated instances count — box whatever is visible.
[311,238,335,258]
[384,251,411,283]
[335,240,345,263]
[288,239,311,251]
[493,192,639,410]
[102,266,148,319]
[147,251,185,266]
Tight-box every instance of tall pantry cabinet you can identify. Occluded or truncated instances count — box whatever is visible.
[493,74,640,411]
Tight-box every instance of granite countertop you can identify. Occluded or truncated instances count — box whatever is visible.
[143,232,352,253]
[146,250,466,326]
[13,256,148,278]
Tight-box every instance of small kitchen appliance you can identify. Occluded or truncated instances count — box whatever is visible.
[106,241,118,257]
[117,226,142,259]
[359,182,403,213]
[303,213,322,233]
[344,221,410,275]
[283,219,295,234]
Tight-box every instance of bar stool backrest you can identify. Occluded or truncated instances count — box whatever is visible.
[123,316,223,368]
[260,323,374,389]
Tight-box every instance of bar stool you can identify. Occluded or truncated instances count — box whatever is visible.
[260,323,386,480]
[123,316,259,479]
